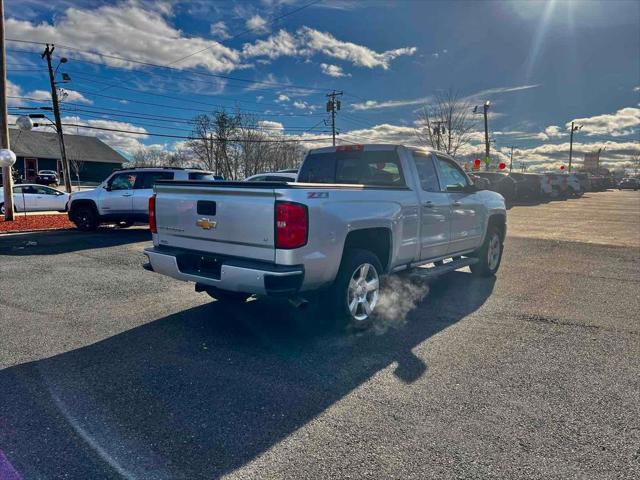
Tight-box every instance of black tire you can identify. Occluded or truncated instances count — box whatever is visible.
[72,205,99,231]
[330,248,383,330]
[205,287,251,303]
[470,224,504,277]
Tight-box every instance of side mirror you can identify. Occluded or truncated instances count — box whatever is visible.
[464,183,478,193]
[103,184,111,191]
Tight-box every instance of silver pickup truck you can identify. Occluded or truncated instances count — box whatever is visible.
[144,144,506,327]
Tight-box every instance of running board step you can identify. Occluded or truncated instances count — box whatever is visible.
[408,257,478,280]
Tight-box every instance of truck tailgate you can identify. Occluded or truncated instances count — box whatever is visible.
[154,182,277,262]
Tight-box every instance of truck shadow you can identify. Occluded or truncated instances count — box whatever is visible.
[0,272,495,479]
[0,228,150,256]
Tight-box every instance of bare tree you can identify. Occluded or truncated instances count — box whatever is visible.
[69,158,84,189]
[633,150,640,175]
[129,146,189,168]
[416,89,476,158]
[188,110,242,178]
[188,110,304,179]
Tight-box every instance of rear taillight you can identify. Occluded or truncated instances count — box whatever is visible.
[275,201,308,249]
[149,194,157,233]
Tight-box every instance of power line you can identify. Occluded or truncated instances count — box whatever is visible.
[8,104,330,133]
[60,122,333,142]
[167,0,323,66]
[64,87,327,117]
[66,69,307,108]
[6,40,327,92]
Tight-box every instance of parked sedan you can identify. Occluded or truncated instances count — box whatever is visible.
[0,184,69,215]
[474,172,517,203]
[35,170,60,186]
[509,172,543,202]
[618,177,639,190]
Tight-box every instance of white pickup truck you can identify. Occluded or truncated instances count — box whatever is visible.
[144,145,507,327]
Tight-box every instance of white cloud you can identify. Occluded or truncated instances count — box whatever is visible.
[352,84,540,112]
[463,84,541,103]
[634,86,640,92]
[210,21,230,40]
[320,63,350,77]
[351,96,433,111]
[276,94,290,103]
[246,14,269,34]
[27,88,93,105]
[257,120,284,131]
[242,27,416,69]
[242,30,298,59]
[569,107,640,137]
[536,125,566,141]
[6,80,23,106]
[432,53,439,59]
[7,3,243,73]
[60,116,148,155]
[298,27,416,69]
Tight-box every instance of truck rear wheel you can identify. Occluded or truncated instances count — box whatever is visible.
[470,225,503,277]
[331,249,382,329]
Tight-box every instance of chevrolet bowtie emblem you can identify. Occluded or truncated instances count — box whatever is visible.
[196,218,217,230]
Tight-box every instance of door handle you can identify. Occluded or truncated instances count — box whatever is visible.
[452,201,461,206]
[423,201,434,208]
[122,193,133,197]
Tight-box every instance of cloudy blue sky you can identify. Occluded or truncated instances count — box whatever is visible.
[5,0,640,170]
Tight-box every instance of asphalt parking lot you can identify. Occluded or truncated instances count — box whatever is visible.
[0,190,638,479]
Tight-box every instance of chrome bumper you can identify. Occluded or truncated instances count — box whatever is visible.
[143,247,303,295]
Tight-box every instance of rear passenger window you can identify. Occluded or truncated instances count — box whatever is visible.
[188,172,216,180]
[298,150,405,186]
[297,155,336,183]
[136,172,174,189]
[412,153,440,192]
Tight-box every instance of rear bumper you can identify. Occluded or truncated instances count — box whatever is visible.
[143,246,304,296]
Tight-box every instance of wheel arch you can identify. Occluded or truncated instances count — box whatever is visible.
[342,227,392,273]
[69,199,99,219]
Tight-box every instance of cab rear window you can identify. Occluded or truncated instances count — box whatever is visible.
[298,150,405,187]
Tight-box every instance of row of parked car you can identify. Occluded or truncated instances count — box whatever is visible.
[466,171,627,205]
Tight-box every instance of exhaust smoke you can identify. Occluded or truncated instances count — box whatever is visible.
[372,275,430,333]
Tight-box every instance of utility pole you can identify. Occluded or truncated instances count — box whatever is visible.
[0,0,14,220]
[507,145,515,172]
[326,90,342,146]
[42,44,72,193]
[568,121,581,173]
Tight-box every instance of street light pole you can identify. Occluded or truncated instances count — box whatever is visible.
[568,121,581,173]
[42,44,72,193]
[507,145,515,172]
[483,101,490,167]
[0,0,15,220]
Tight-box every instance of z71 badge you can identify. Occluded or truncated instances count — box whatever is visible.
[307,192,329,199]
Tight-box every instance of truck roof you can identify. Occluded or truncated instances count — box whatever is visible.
[307,144,437,155]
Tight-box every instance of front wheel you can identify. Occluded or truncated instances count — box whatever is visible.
[72,205,99,231]
[470,225,504,277]
[330,249,382,329]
